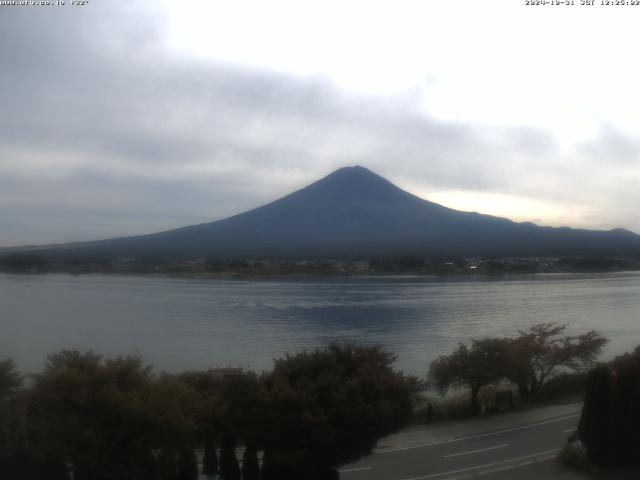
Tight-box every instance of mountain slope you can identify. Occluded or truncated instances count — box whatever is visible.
[11,166,640,258]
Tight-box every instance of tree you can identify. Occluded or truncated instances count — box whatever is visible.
[242,443,260,480]
[178,371,223,477]
[180,369,263,480]
[30,350,201,480]
[0,359,22,399]
[0,358,23,453]
[201,430,219,476]
[0,359,26,480]
[506,323,608,398]
[219,432,241,480]
[429,338,509,412]
[578,346,640,467]
[144,373,201,468]
[578,364,612,465]
[261,344,419,479]
[177,447,198,480]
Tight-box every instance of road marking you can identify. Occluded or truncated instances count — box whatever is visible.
[338,466,371,473]
[563,427,577,433]
[444,443,508,458]
[376,413,579,454]
[478,464,518,475]
[536,454,558,462]
[398,448,561,480]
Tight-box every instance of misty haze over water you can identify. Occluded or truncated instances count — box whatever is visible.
[2,272,639,375]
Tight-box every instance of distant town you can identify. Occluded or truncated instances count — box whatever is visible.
[2,253,639,276]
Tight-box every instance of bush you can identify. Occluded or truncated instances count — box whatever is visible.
[415,384,518,422]
[559,441,591,471]
[415,392,473,422]
[529,372,587,404]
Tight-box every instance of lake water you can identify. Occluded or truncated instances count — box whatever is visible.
[1,272,639,376]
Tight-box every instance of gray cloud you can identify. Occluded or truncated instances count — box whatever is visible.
[1,2,639,247]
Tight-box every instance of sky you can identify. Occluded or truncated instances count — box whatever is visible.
[1,0,640,247]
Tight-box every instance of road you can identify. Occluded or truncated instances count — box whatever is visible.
[339,403,587,480]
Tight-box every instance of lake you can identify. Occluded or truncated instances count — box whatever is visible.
[1,272,639,376]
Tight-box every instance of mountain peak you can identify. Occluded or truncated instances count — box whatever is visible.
[327,165,379,179]
[336,164,370,172]
[301,165,409,202]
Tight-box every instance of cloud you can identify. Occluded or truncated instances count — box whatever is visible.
[1,2,639,247]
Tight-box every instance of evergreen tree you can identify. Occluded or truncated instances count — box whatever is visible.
[177,447,198,480]
[242,443,260,480]
[156,449,178,480]
[608,348,640,466]
[219,432,241,480]
[202,431,219,476]
[578,364,612,466]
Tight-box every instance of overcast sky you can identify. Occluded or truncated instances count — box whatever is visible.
[2,0,640,247]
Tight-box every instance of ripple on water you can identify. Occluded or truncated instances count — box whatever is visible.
[1,272,639,375]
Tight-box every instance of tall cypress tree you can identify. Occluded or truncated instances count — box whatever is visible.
[608,357,640,466]
[202,431,219,476]
[177,447,198,480]
[242,443,260,480]
[219,432,241,480]
[156,450,178,480]
[578,364,612,466]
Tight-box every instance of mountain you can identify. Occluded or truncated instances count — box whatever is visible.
[9,166,640,258]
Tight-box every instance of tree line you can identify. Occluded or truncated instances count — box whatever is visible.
[0,324,609,479]
[0,345,419,480]
[428,323,608,412]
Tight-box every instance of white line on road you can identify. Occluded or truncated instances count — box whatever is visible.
[398,448,561,480]
[444,443,508,458]
[338,466,371,473]
[563,427,577,433]
[376,414,579,454]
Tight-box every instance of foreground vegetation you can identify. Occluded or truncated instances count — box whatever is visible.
[428,323,607,412]
[577,346,640,469]
[0,345,419,480]
[0,323,612,479]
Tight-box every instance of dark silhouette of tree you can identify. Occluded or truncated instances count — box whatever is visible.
[578,346,640,468]
[1,345,421,479]
[242,443,260,480]
[0,359,29,480]
[201,430,219,476]
[144,373,201,473]
[0,359,22,398]
[219,431,241,480]
[506,323,607,398]
[261,344,419,478]
[178,371,223,477]
[578,364,612,465]
[429,338,509,412]
[156,449,178,480]
[180,368,263,479]
[177,447,198,480]
[29,350,201,480]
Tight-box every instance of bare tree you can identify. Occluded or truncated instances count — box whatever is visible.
[507,323,608,398]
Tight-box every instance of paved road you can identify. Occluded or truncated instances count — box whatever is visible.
[339,404,587,480]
